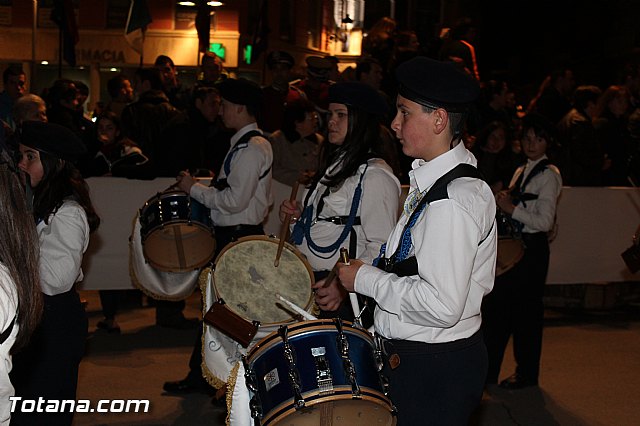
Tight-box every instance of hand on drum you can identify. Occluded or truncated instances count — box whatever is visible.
[312,277,347,311]
[279,199,301,224]
[495,190,515,215]
[335,259,363,292]
[176,170,196,193]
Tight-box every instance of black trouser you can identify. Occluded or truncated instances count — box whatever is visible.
[11,290,88,426]
[382,331,487,426]
[99,289,120,319]
[186,224,265,385]
[482,232,549,384]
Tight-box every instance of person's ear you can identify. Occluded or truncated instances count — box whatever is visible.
[433,108,449,134]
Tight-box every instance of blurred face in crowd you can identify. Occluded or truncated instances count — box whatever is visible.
[201,56,222,82]
[196,92,222,123]
[97,117,119,145]
[271,63,291,88]
[327,103,348,145]
[295,111,318,138]
[157,61,178,89]
[521,127,547,161]
[485,127,506,153]
[18,144,44,187]
[609,92,630,117]
[120,79,134,103]
[6,73,26,99]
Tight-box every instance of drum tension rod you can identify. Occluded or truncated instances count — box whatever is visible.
[278,325,305,409]
[334,319,361,398]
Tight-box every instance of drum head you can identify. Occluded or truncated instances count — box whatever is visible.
[496,238,525,276]
[213,236,314,325]
[143,222,216,272]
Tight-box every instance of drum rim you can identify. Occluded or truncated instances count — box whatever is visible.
[496,237,525,276]
[213,235,315,325]
[262,390,395,426]
[246,320,374,361]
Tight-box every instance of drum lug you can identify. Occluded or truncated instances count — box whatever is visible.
[242,357,263,420]
[278,325,305,410]
[311,347,334,395]
[334,319,361,398]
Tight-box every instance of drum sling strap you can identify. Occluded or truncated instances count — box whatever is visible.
[510,159,551,207]
[211,130,271,190]
[0,315,16,345]
[375,163,486,276]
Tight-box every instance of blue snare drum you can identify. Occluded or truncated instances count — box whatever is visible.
[245,319,396,425]
[139,190,215,272]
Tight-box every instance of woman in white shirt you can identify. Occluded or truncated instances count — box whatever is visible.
[11,121,100,426]
[0,153,42,425]
[281,81,401,322]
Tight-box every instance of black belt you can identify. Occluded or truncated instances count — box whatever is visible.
[214,224,263,233]
[317,216,361,225]
[381,329,482,355]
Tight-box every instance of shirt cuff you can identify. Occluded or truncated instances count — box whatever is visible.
[189,182,210,205]
[354,264,383,298]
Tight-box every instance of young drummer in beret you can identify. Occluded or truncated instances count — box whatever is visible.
[12,121,100,425]
[168,78,273,396]
[336,57,498,425]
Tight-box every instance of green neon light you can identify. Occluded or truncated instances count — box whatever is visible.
[210,43,225,60]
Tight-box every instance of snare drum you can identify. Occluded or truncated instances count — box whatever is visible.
[212,236,314,326]
[496,211,525,276]
[129,214,201,300]
[139,190,215,272]
[245,319,396,426]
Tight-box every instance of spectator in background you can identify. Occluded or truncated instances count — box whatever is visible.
[558,85,604,186]
[13,94,47,126]
[594,85,632,186]
[260,50,303,133]
[356,57,384,91]
[157,86,231,178]
[154,55,190,111]
[46,79,92,143]
[195,51,226,88]
[325,55,341,82]
[470,79,512,134]
[362,16,397,72]
[121,67,180,179]
[105,74,134,119]
[473,120,523,193]
[269,98,322,186]
[440,17,480,80]
[0,65,26,131]
[528,68,575,125]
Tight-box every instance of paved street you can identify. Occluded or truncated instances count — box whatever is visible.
[70,289,640,426]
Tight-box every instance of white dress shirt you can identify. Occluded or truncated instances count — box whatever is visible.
[509,155,562,233]
[190,123,273,227]
[355,142,497,343]
[38,200,90,296]
[0,264,18,426]
[296,158,401,272]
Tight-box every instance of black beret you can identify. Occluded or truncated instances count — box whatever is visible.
[266,51,294,69]
[305,56,332,81]
[396,56,480,112]
[18,121,86,162]
[216,78,262,107]
[328,81,388,117]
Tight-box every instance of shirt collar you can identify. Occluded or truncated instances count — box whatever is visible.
[409,142,477,193]
[230,122,260,147]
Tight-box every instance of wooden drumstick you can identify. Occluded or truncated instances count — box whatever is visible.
[274,180,300,267]
[275,293,316,321]
[322,248,350,288]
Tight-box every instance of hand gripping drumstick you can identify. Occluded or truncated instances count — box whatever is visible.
[322,248,350,288]
[274,180,300,267]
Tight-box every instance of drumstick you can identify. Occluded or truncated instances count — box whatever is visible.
[274,180,300,267]
[275,293,316,321]
[322,248,350,288]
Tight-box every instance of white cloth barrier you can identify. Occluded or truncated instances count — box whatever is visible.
[79,177,640,290]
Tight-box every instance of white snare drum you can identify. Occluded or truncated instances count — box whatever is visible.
[129,214,200,300]
[213,236,314,326]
